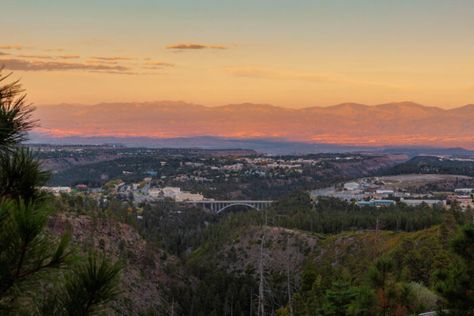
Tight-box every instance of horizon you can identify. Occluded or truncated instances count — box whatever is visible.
[34,100,474,110]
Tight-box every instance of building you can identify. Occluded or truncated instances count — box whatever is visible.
[454,188,473,195]
[357,199,396,207]
[41,186,72,196]
[447,195,474,210]
[148,187,204,202]
[455,196,474,210]
[162,187,181,198]
[376,189,394,195]
[75,184,88,191]
[148,188,163,198]
[222,163,244,171]
[174,192,204,202]
[344,182,360,191]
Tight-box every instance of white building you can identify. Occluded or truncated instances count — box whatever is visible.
[41,186,72,196]
[148,186,204,202]
[454,188,473,195]
[174,192,204,202]
[148,188,163,198]
[162,187,181,198]
[223,163,244,171]
[344,182,360,191]
[376,189,394,195]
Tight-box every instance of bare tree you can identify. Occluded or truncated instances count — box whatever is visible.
[257,212,267,316]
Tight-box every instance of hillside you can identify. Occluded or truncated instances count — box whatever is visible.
[190,225,320,275]
[48,214,184,315]
[385,155,474,177]
[190,224,449,285]
[186,220,452,315]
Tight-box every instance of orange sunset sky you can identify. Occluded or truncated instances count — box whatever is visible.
[1,0,474,109]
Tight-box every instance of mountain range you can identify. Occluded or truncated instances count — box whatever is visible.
[32,101,474,149]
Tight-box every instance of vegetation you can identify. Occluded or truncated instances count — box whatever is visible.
[0,71,121,315]
[157,191,472,315]
[435,224,474,315]
[385,155,474,177]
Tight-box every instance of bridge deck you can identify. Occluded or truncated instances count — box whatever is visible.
[183,200,274,204]
[182,200,274,213]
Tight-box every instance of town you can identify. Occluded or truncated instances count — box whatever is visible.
[311,174,474,210]
[40,150,474,214]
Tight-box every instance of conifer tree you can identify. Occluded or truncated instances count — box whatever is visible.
[0,70,121,315]
[435,224,474,315]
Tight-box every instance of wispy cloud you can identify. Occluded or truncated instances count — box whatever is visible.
[0,58,129,73]
[17,55,54,60]
[58,55,80,59]
[90,56,133,61]
[0,45,24,50]
[166,43,227,50]
[144,61,175,68]
[88,70,139,75]
[86,59,118,65]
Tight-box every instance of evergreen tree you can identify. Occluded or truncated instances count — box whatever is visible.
[435,224,474,315]
[0,71,122,315]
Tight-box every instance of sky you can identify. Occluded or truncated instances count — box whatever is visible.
[1,0,474,108]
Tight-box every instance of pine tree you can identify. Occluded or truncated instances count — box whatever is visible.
[0,70,122,315]
[0,70,70,312]
[435,224,474,315]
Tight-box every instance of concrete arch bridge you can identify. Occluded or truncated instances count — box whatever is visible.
[184,200,274,214]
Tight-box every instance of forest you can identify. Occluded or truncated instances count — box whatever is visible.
[384,156,474,177]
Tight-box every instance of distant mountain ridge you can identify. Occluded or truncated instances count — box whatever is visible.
[33,101,474,149]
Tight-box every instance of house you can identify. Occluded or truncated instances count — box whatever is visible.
[344,182,360,191]
[148,188,163,198]
[376,189,394,195]
[75,184,88,191]
[454,188,473,195]
[162,187,181,198]
[41,186,72,196]
[174,192,204,202]
[447,195,474,210]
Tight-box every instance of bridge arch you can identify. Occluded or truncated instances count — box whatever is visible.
[183,200,274,214]
[216,203,259,214]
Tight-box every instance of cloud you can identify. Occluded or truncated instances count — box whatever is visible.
[0,58,129,73]
[0,45,23,50]
[90,56,133,61]
[17,55,54,60]
[0,52,9,56]
[86,59,118,65]
[166,43,227,50]
[144,61,175,68]
[88,70,139,75]
[58,55,80,59]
